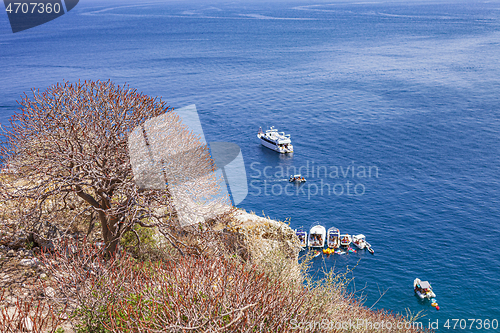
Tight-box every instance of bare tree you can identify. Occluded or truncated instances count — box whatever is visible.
[0,80,231,255]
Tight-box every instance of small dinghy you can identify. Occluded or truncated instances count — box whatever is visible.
[327,227,341,249]
[414,278,436,300]
[312,250,321,258]
[365,241,374,254]
[334,249,345,255]
[289,174,306,183]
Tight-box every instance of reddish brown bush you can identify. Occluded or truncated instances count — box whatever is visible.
[0,289,67,333]
[37,241,427,333]
[40,241,311,332]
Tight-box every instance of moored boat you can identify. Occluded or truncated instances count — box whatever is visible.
[414,278,436,300]
[352,234,367,249]
[327,227,340,249]
[308,224,326,248]
[295,230,307,248]
[289,174,306,183]
[340,234,352,246]
[257,126,293,153]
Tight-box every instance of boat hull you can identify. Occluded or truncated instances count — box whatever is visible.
[340,234,352,246]
[295,230,307,248]
[258,134,293,153]
[308,225,326,248]
[414,278,436,299]
[353,242,366,249]
[352,235,366,249]
[327,228,340,249]
[415,290,436,300]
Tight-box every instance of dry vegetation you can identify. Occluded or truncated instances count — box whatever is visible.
[0,234,428,333]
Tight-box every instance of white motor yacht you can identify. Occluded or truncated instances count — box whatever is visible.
[257,126,293,153]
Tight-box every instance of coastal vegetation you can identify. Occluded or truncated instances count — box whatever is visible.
[0,81,426,332]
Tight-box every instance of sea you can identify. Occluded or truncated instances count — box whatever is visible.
[1,1,499,331]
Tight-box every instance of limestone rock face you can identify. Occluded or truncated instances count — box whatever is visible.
[222,210,303,284]
[225,210,302,261]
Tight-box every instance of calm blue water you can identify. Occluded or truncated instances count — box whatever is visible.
[1,1,500,331]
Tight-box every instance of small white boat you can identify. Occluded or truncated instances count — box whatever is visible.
[365,241,375,254]
[340,234,352,246]
[327,227,340,249]
[295,230,307,248]
[257,126,293,153]
[308,224,326,248]
[289,174,306,183]
[414,278,436,300]
[352,234,366,249]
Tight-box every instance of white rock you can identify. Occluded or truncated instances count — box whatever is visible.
[19,258,37,267]
[44,287,56,298]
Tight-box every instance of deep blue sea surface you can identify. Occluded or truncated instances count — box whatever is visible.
[1,1,500,331]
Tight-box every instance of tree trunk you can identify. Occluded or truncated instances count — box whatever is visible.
[98,210,120,256]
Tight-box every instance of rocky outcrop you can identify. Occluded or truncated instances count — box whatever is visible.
[217,210,302,279]
[225,210,301,258]
[221,210,303,284]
